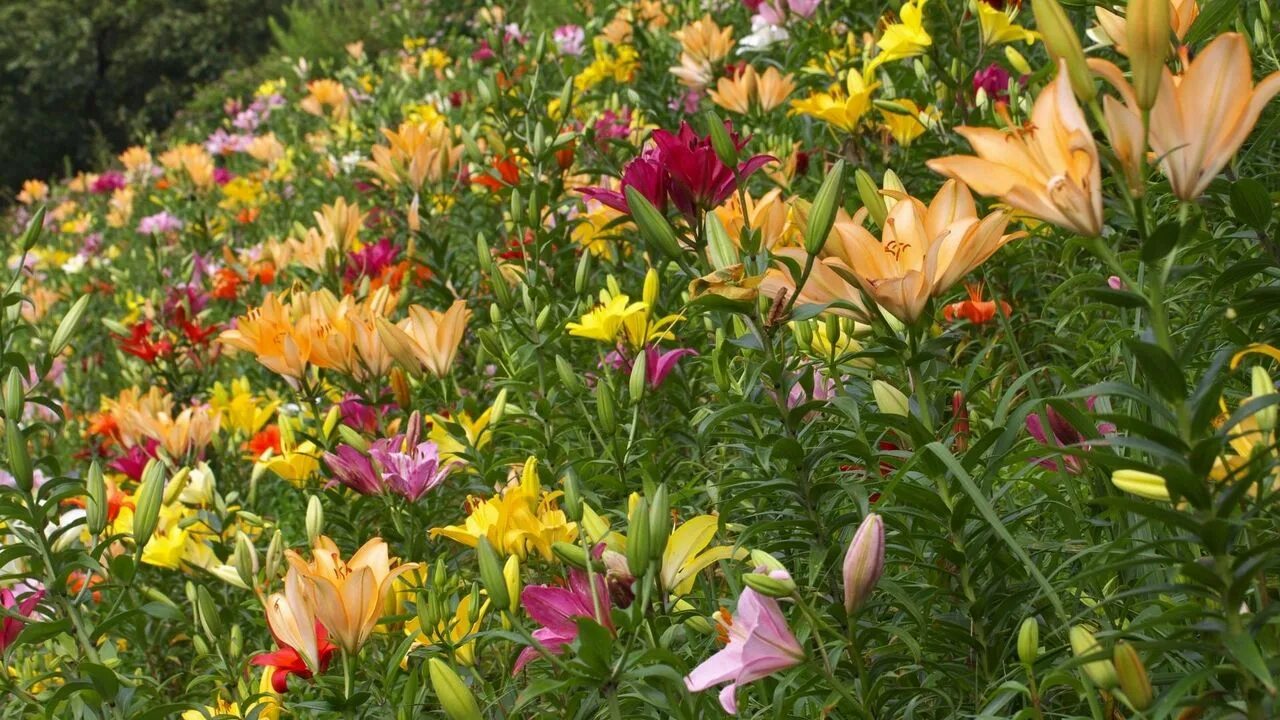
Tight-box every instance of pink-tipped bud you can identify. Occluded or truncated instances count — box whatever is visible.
[843,513,885,614]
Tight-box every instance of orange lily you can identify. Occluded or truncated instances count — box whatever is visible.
[286,536,418,655]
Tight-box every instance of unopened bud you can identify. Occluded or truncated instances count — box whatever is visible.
[872,380,910,417]
[1070,625,1119,690]
[1113,641,1153,710]
[3,368,24,421]
[1126,0,1170,110]
[503,555,521,613]
[1110,469,1170,501]
[428,658,483,720]
[854,169,887,228]
[1251,366,1276,432]
[552,541,591,569]
[648,484,672,561]
[132,461,166,556]
[264,529,284,579]
[1031,0,1096,101]
[234,532,259,590]
[743,570,796,598]
[749,549,786,573]
[842,513,885,614]
[804,160,845,256]
[305,495,324,545]
[86,461,107,535]
[476,536,510,612]
[1017,617,1040,664]
[629,351,648,403]
[627,497,652,577]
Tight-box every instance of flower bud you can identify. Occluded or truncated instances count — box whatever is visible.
[336,424,369,453]
[503,555,521,613]
[1069,625,1120,690]
[703,111,739,168]
[1110,469,1171,501]
[86,461,107,536]
[1031,0,1096,101]
[804,159,845,256]
[229,624,242,659]
[20,206,45,252]
[196,585,221,642]
[855,169,888,229]
[490,388,509,425]
[648,484,672,561]
[750,549,786,573]
[1017,617,1040,664]
[4,368,24,421]
[627,497,652,577]
[743,570,796,598]
[842,513,885,614]
[305,495,324,546]
[552,541,591,569]
[132,461,166,556]
[626,187,685,262]
[5,421,32,492]
[628,352,648,404]
[234,531,259,590]
[556,355,583,395]
[561,468,584,522]
[1113,641,1154,710]
[595,382,617,435]
[1126,0,1170,110]
[872,379,910,417]
[163,466,192,505]
[1005,46,1032,75]
[264,529,284,580]
[428,658,483,720]
[476,536,510,612]
[1251,366,1276,433]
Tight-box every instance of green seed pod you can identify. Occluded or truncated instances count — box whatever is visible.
[1017,617,1040,665]
[1113,641,1153,710]
[627,497,652,578]
[305,495,324,545]
[476,536,510,612]
[803,159,845,256]
[428,658,483,720]
[86,461,107,536]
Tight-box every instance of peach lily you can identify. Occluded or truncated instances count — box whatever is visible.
[927,61,1103,236]
[1089,33,1280,201]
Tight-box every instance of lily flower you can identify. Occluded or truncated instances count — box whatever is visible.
[870,0,932,69]
[943,282,1012,324]
[286,536,418,654]
[927,61,1103,236]
[1092,0,1198,54]
[684,568,805,714]
[0,586,44,653]
[1089,33,1280,201]
[254,569,338,690]
[660,515,747,595]
[976,2,1038,46]
[378,299,471,378]
[514,569,613,673]
[790,70,879,132]
[815,179,1023,324]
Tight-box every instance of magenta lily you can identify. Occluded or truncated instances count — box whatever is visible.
[324,412,455,501]
[1025,398,1116,474]
[684,569,804,714]
[1,586,44,652]
[581,121,774,221]
[514,570,613,673]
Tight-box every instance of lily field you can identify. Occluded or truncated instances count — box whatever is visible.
[3,0,1280,717]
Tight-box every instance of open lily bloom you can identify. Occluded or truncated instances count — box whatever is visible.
[1090,33,1280,201]
[928,61,1103,236]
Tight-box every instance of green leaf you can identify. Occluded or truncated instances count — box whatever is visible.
[1124,339,1187,401]
[1224,629,1276,693]
[1082,287,1149,309]
[1183,0,1239,46]
[80,662,119,700]
[1231,178,1273,230]
[1141,221,1182,262]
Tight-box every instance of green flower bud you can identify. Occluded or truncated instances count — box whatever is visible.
[132,461,166,556]
[263,529,284,580]
[53,295,92,357]
[86,461,107,536]
[743,571,796,598]
[1017,617,1040,665]
[625,187,684,262]
[4,368,24,421]
[648,484,672,561]
[5,421,32,493]
[749,549,786,573]
[305,495,324,545]
[234,532,259,590]
[1031,0,1096,101]
[702,110,739,168]
[556,355,583,395]
[561,468,584,522]
[196,585,221,642]
[552,541,590,569]
[627,497,652,578]
[1126,0,1170,111]
[428,658,483,720]
[855,169,887,229]
[476,536,510,612]
[1069,625,1119,690]
[804,160,845,256]
[595,382,617,435]
[628,351,648,404]
[872,379,910,417]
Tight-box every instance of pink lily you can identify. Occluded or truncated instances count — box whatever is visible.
[514,570,613,673]
[684,569,804,714]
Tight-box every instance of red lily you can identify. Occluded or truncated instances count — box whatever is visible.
[943,283,1012,325]
[250,622,338,693]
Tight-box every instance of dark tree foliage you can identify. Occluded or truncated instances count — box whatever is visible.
[0,0,287,199]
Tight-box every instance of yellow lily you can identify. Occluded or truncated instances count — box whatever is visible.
[791,70,879,133]
[871,0,932,69]
[975,2,1038,46]
[660,515,747,595]
[404,592,490,667]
